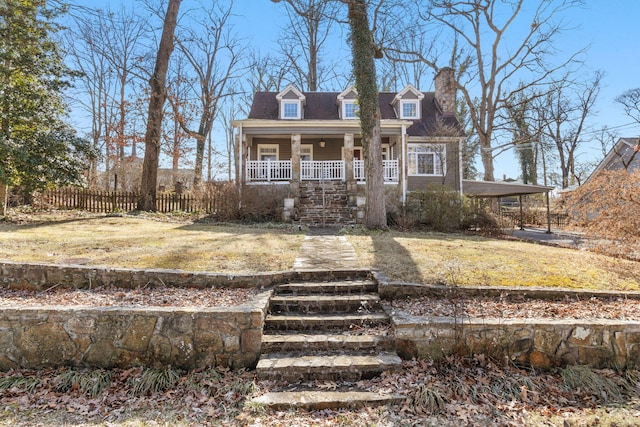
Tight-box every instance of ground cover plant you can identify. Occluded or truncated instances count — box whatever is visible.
[1,358,639,426]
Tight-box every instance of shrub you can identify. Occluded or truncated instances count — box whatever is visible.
[391,184,500,234]
[563,169,640,258]
[239,184,289,222]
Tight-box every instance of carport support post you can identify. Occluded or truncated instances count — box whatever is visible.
[546,191,551,234]
[518,195,524,230]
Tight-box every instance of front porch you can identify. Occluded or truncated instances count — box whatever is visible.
[246,159,399,183]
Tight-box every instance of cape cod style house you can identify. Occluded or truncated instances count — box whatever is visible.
[232,68,465,226]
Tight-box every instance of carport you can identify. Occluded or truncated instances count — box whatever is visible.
[462,180,555,233]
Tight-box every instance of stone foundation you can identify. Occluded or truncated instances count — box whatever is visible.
[0,291,270,371]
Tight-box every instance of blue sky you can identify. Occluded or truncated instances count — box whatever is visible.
[70,0,640,181]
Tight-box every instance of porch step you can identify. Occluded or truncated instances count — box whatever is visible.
[255,353,402,382]
[269,293,380,313]
[264,313,390,331]
[251,390,405,410]
[261,333,395,353]
[277,280,377,295]
[298,181,355,227]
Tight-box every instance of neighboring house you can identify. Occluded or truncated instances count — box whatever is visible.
[231,68,465,225]
[586,137,640,183]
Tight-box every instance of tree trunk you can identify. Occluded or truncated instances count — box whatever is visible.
[138,0,181,211]
[0,183,7,217]
[347,0,386,229]
[479,133,494,181]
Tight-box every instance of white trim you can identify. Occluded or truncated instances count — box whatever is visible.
[392,84,425,104]
[399,99,420,119]
[280,100,302,119]
[342,100,359,119]
[300,143,313,161]
[401,124,407,205]
[407,143,446,176]
[337,85,358,101]
[257,144,279,161]
[276,83,306,103]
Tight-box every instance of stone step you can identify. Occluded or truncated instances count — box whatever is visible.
[276,280,377,295]
[251,390,405,410]
[261,333,395,353]
[264,313,390,331]
[269,293,380,314]
[256,353,402,382]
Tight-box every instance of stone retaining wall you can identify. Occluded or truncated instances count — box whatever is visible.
[0,260,371,291]
[0,291,271,371]
[392,312,640,369]
[380,280,640,369]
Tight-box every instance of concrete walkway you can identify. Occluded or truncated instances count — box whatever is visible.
[512,227,587,249]
[293,230,362,271]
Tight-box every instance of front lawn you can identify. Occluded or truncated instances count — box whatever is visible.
[347,230,640,291]
[0,211,303,273]
[1,211,638,291]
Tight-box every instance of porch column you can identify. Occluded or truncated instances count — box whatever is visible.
[291,134,301,198]
[401,124,407,206]
[344,133,355,193]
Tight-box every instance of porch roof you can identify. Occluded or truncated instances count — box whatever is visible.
[462,180,554,197]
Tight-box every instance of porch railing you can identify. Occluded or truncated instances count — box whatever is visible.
[246,159,398,182]
[246,160,292,181]
[354,160,399,182]
[301,160,345,180]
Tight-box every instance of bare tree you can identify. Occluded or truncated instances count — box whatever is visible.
[96,8,149,189]
[538,71,602,188]
[615,88,640,125]
[164,56,196,185]
[139,0,181,211]
[388,0,584,181]
[65,18,114,188]
[277,0,341,91]
[504,89,541,184]
[171,1,243,186]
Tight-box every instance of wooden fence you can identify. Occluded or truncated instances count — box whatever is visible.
[40,187,237,216]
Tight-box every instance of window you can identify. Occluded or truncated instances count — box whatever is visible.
[300,144,313,161]
[407,144,445,176]
[400,100,419,119]
[281,101,300,119]
[343,101,359,119]
[258,144,279,161]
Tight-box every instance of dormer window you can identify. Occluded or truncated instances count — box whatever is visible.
[276,84,305,120]
[337,86,359,120]
[393,84,424,120]
[282,101,301,119]
[400,100,419,119]
[343,101,359,119]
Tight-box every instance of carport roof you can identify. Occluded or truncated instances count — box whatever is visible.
[462,180,554,197]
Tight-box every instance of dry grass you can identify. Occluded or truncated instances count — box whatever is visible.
[347,230,640,291]
[1,211,639,291]
[0,212,303,273]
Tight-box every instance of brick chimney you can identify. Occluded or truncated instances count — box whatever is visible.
[434,67,456,115]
